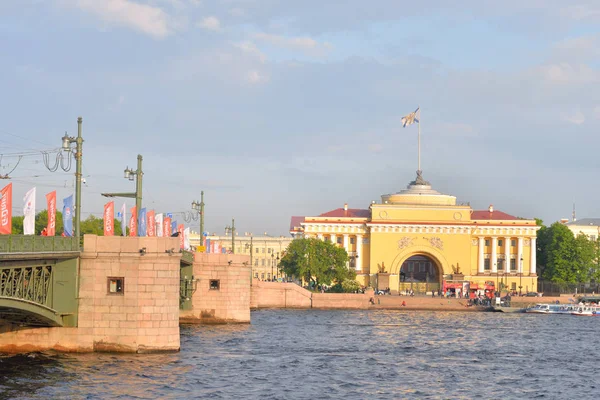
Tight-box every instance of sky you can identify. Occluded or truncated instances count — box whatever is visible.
[1,0,600,236]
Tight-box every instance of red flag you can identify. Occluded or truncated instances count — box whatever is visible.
[129,206,137,237]
[164,217,171,237]
[147,210,155,237]
[45,191,57,236]
[104,201,114,236]
[178,224,184,249]
[0,183,12,235]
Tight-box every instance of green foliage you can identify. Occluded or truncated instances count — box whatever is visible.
[279,238,353,287]
[341,279,361,293]
[538,222,597,283]
[10,211,124,236]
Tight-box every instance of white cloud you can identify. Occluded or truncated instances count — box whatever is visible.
[68,0,173,38]
[253,32,333,56]
[246,70,268,84]
[234,41,267,63]
[561,109,585,125]
[538,63,599,85]
[197,16,221,31]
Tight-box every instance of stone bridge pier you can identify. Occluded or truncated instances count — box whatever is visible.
[0,235,181,353]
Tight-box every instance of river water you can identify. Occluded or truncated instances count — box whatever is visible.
[1,309,598,399]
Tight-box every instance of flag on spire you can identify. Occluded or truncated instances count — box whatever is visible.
[401,107,420,128]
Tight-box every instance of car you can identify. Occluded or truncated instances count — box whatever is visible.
[525,292,540,297]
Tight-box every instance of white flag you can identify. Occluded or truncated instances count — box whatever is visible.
[184,227,190,250]
[155,213,164,237]
[119,202,126,236]
[401,107,420,127]
[23,187,36,235]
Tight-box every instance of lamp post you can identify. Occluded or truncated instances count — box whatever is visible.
[495,263,499,297]
[271,252,275,281]
[60,117,84,244]
[191,191,205,250]
[519,256,523,296]
[101,154,143,235]
[225,218,235,253]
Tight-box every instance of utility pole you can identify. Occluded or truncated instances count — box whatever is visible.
[225,218,235,253]
[101,154,143,235]
[74,117,83,243]
[200,191,205,247]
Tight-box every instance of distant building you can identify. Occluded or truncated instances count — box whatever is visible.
[565,218,600,241]
[290,171,540,295]
[189,232,293,281]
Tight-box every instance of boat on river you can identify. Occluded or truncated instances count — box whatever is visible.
[525,304,577,314]
[571,305,600,316]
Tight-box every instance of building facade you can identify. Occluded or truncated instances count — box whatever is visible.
[565,218,600,241]
[189,232,293,281]
[291,174,540,295]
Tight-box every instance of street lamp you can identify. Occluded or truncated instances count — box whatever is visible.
[59,117,83,244]
[271,252,275,281]
[519,256,523,296]
[224,218,235,253]
[276,253,280,280]
[191,191,205,250]
[102,154,143,235]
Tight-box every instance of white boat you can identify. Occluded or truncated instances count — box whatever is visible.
[571,305,600,316]
[525,304,576,314]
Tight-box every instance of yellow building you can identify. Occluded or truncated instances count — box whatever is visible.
[291,173,540,295]
[189,232,293,281]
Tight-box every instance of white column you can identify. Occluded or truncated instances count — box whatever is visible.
[530,237,537,275]
[478,237,485,274]
[504,237,510,273]
[343,234,350,269]
[491,237,498,273]
[331,234,337,245]
[517,237,523,273]
[355,234,363,272]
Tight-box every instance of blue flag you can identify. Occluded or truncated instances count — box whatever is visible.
[171,220,177,236]
[139,208,147,237]
[63,195,73,237]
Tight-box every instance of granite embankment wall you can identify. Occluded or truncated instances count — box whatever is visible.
[180,254,251,324]
[251,281,373,309]
[0,235,181,354]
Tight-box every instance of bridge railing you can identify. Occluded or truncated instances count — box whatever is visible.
[0,265,53,307]
[0,235,79,253]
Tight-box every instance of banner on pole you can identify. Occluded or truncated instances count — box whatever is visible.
[63,195,73,237]
[45,191,56,236]
[147,210,155,237]
[129,206,137,237]
[104,201,114,236]
[0,183,12,235]
[23,187,36,235]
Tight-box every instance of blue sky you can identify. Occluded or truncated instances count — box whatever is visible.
[1,0,600,235]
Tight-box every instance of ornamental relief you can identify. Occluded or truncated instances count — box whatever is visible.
[425,236,444,251]
[397,237,414,250]
[524,238,531,246]
[471,239,478,246]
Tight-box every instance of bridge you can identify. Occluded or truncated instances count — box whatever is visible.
[0,235,80,327]
[0,235,199,328]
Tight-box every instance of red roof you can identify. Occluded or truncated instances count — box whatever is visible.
[318,208,371,218]
[471,210,519,221]
[289,216,305,232]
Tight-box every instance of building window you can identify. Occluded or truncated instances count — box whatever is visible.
[254,273,258,278]
[498,239,503,247]
[268,248,271,254]
[511,239,516,247]
[262,248,265,253]
[510,259,517,271]
[511,282,516,291]
[261,259,265,266]
[484,259,490,271]
[337,237,342,244]
[261,273,265,280]
[254,259,258,266]
[408,263,414,272]
[350,238,355,244]
[255,248,259,253]
[209,280,220,290]
[485,239,490,246]
[107,277,124,295]
[419,263,425,272]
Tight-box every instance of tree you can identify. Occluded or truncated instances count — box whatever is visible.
[279,238,354,289]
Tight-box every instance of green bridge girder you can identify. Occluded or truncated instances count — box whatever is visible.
[0,236,80,328]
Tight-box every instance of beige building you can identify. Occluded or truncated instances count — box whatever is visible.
[565,218,600,240]
[188,232,293,281]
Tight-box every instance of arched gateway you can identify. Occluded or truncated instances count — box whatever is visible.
[397,254,441,294]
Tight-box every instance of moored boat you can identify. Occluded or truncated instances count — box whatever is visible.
[571,305,600,316]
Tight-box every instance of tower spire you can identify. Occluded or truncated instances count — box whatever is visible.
[572,203,576,222]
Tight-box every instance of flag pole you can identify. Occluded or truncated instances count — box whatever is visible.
[417,106,421,173]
